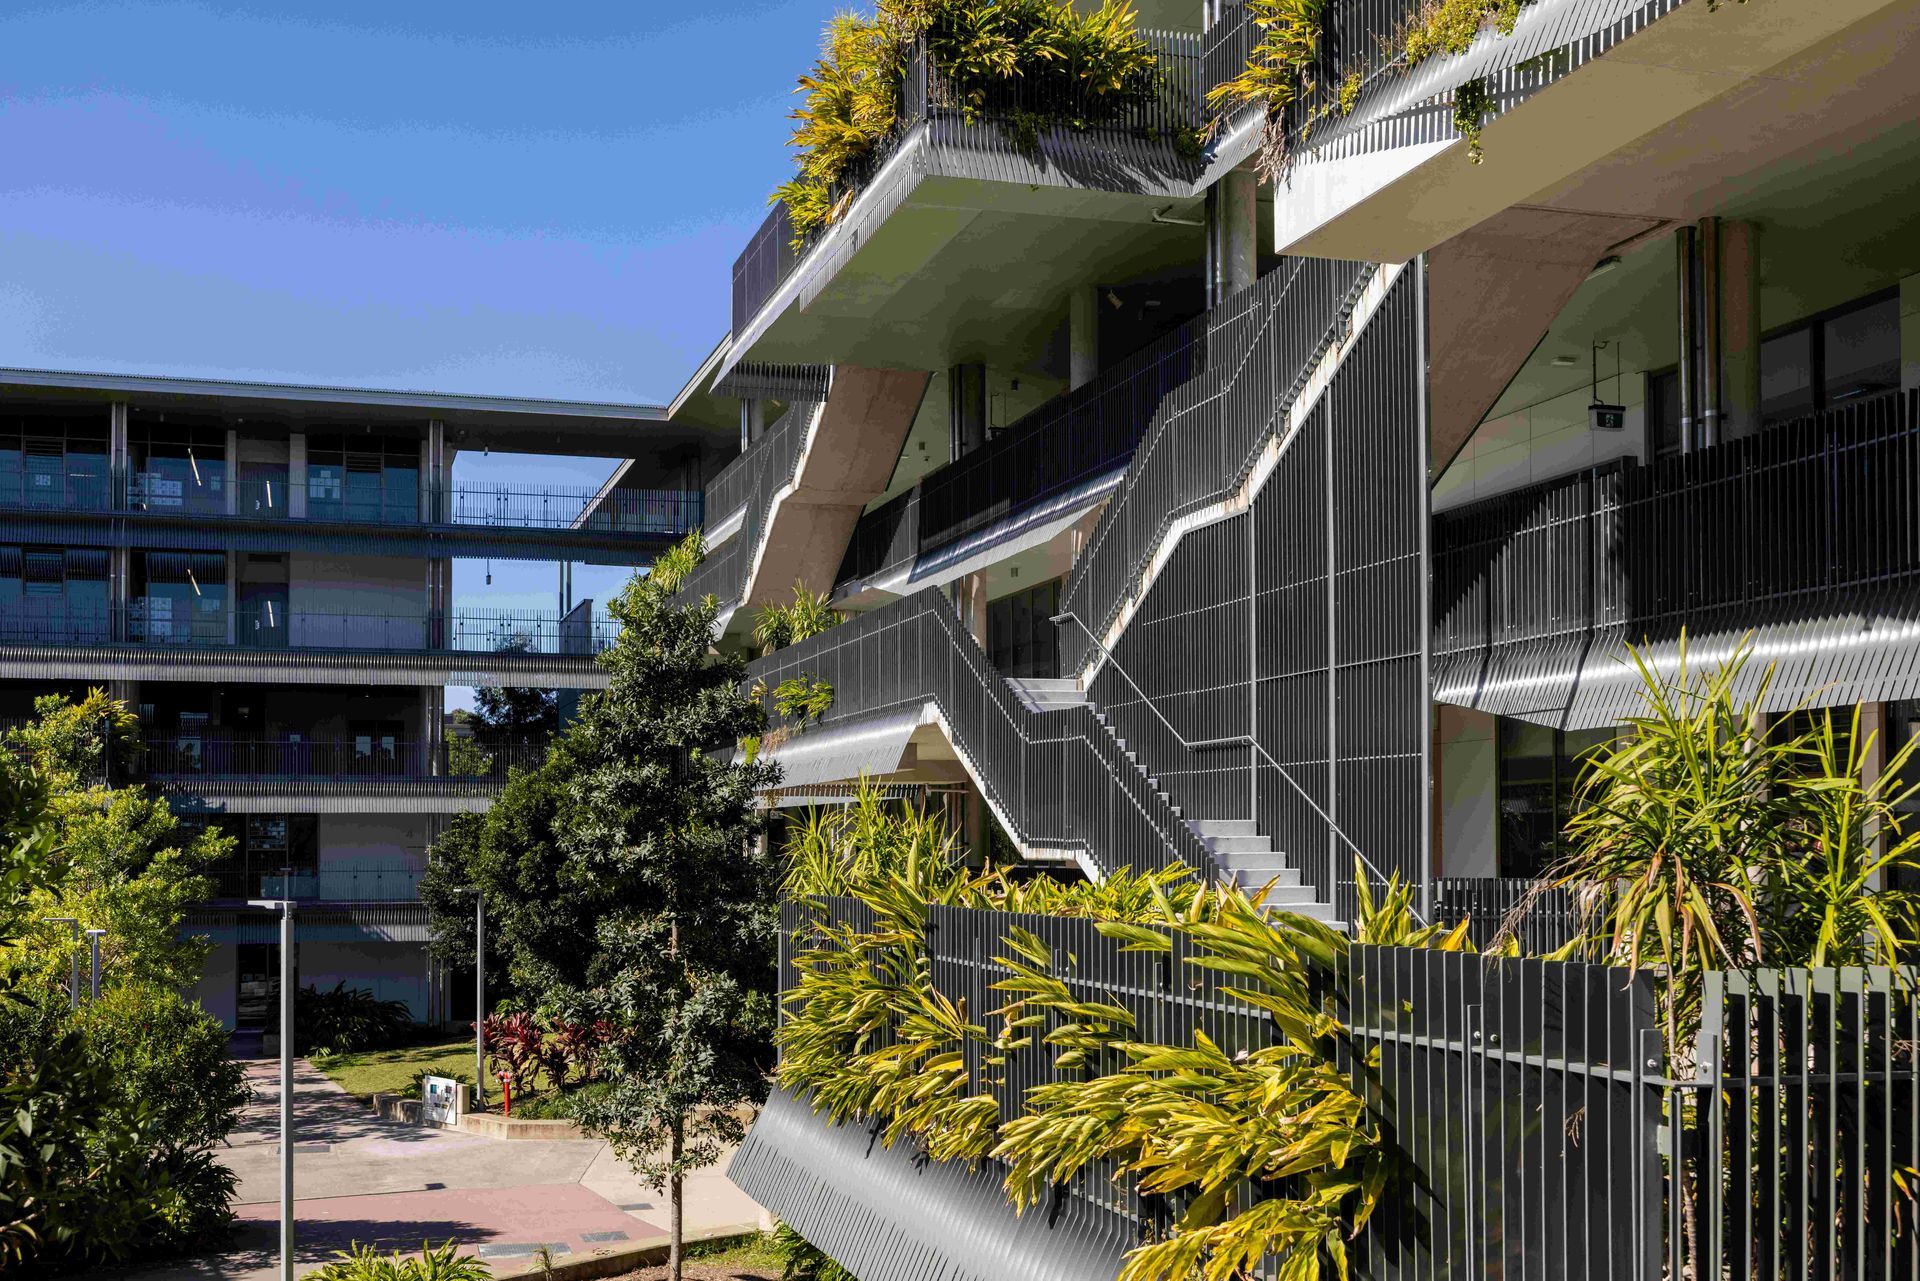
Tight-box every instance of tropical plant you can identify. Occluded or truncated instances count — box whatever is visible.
[754,581,843,655]
[297,982,418,1055]
[771,1223,858,1281]
[309,1239,492,1281]
[480,1010,547,1097]
[776,1,1164,245]
[1349,856,1471,950]
[773,675,835,723]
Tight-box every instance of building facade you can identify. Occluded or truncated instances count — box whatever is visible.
[0,367,723,1028]
[579,0,1920,1274]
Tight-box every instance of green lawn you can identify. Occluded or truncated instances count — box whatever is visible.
[313,1039,481,1101]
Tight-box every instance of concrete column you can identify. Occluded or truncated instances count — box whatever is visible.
[109,403,129,504]
[1719,221,1762,439]
[958,571,989,648]
[740,399,765,453]
[224,428,238,515]
[422,686,445,776]
[948,365,987,460]
[1861,701,1888,885]
[288,434,307,519]
[224,551,237,645]
[1221,169,1259,301]
[1069,286,1100,391]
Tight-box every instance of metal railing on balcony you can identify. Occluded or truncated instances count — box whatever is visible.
[1061,257,1373,673]
[680,399,817,609]
[747,589,1218,879]
[139,736,542,782]
[732,28,1205,335]
[0,604,616,655]
[200,862,425,903]
[1432,387,1920,715]
[836,322,1203,591]
[0,467,701,539]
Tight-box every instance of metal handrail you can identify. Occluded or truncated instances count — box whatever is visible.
[1052,608,1422,922]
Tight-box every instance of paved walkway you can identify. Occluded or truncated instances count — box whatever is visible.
[113,1059,766,1279]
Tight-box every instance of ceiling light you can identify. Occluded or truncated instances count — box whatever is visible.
[1550,355,1579,368]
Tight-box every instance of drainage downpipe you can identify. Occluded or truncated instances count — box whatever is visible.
[1699,216,1723,449]
[1676,225,1698,453]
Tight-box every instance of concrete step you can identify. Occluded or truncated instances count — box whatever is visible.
[1190,819,1261,839]
[1202,834,1274,856]
[1216,861,1302,886]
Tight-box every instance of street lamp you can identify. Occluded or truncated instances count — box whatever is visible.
[248,897,296,1281]
[458,887,487,1111]
[45,917,80,1010]
[85,929,106,1001]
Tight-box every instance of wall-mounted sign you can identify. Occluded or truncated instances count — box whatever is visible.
[1589,402,1626,432]
[422,1075,463,1127]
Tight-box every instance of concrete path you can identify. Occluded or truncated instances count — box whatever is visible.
[112,1059,766,1280]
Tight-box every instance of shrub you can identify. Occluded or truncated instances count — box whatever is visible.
[296,982,417,1055]
[310,1239,491,1281]
[0,988,243,1272]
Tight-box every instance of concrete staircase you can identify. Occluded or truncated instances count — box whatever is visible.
[1004,675,1340,924]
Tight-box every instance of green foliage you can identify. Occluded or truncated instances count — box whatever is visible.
[296,981,419,1055]
[0,988,243,1272]
[771,1223,859,1281]
[1450,76,1492,163]
[1547,637,1920,1059]
[1351,856,1471,950]
[651,528,708,598]
[777,1,1163,245]
[1205,0,1324,122]
[309,1240,492,1281]
[776,786,1386,1280]
[773,675,836,723]
[8,692,231,998]
[446,733,494,777]
[753,581,844,656]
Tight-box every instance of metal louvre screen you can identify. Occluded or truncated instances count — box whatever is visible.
[680,398,819,609]
[745,591,1219,878]
[1091,516,1253,821]
[1433,388,1920,726]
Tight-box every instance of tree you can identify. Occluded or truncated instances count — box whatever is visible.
[554,535,780,1281]
[8,692,232,994]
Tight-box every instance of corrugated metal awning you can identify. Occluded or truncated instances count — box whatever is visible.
[755,708,924,791]
[729,1087,1131,1281]
[1435,615,1920,729]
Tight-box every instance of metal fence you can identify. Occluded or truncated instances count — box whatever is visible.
[773,895,1920,1280]
[0,604,614,655]
[747,590,1219,880]
[1432,876,1585,956]
[138,737,541,782]
[836,322,1203,590]
[0,467,702,537]
[200,862,425,903]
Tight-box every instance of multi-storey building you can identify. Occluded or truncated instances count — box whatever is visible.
[588,0,1920,1274]
[0,367,723,1028]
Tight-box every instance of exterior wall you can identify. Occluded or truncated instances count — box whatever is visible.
[1433,374,1647,513]
[262,686,427,741]
[288,553,429,649]
[1435,703,1498,878]
[300,939,433,1022]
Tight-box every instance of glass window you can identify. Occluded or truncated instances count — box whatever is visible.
[1498,719,1612,878]
[1648,367,1682,457]
[1760,327,1816,425]
[1822,296,1900,407]
[987,579,1063,680]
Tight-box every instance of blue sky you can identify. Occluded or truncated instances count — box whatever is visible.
[1,0,835,706]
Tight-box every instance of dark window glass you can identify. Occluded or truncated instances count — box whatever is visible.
[986,580,1063,680]
[1648,367,1682,457]
[1760,328,1815,425]
[1498,719,1611,878]
[1822,296,1900,407]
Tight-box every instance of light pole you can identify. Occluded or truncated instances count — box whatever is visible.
[248,897,296,1281]
[85,929,106,1001]
[464,888,486,1111]
[45,917,80,1010]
